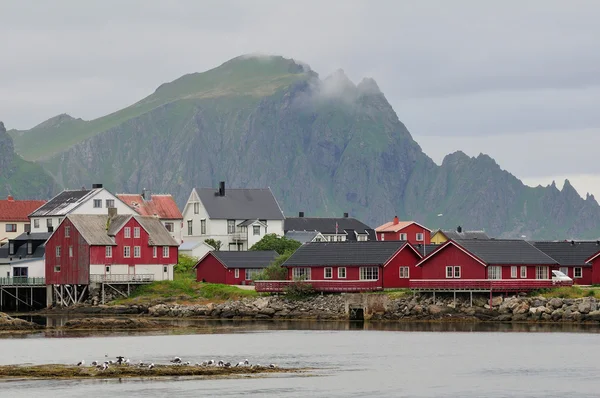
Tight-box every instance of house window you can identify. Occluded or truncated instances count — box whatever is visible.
[399,266,410,278]
[193,202,199,214]
[5,224,16,232]
[234,269,239,278]
[56,246,61,258]
[520,266,527,278]
[253,225,260,236]
[416,233,424,241]
[106,246,112,258]
[574,267,582,279]
[134,227,140,238]
[69,246,73,258]
[124,227,131,238]
[163,266,168,273]
[446,266,461,278]
[292,267,311,280]
[106,266,111,273]
[360,267,379,280]
[259,219,267,234]
[27,241,32,255]
[24,223,31,233]
[399,233,407,241]
[124,246,131,258]
[336,235,343,242]
[488,266,502,280]
[329,236,335,242]
[58,218,63,224]
[34,219,39,228]
[536,266,548,280]
[324,267,333,279]
[380,234,385,241]
[454,266,461,278]
[106,199,115,208]
[153,246,157,258]
[511,266,517,279]
[93,199,102,208]
[559,266,569,275]
[54,265,61,272]
[187,220,193,235]
[338,267,346,279]
[47,218,53,227]
[246,269,260,280]
[358,235,367,241]
[164,222,174,232]
[65,226,70,237]
[227,220,235,234]
[9,242,14,255]
[200,219,206,234]
[163,246,169,258]
[134,246,141,258]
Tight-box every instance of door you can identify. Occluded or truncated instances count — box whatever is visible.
[13,267,28,283]
[129,265,135,281]
[163,265,169,281]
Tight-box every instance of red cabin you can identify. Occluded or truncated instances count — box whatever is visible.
[375,216,431,244]
[587,249,600,285]
[193,251,278,285]
[532,241,600,286]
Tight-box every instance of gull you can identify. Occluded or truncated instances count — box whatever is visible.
[207,360,215,366]
[170,357,182,364]
[124,359,130,366]
[76,360,85,367]
[224,362,231,368]
[235,359,249,367]
[101,363,109,371]
[269,364,277,368]
[184,361,191,366]
[217,360,224,367]
[91,361,98,366]
[148,363,155,369]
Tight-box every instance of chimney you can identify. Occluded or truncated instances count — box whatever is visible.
[48,226,54,233]
[92,183,103,189]
[141,188,146,200]
[393,216,399,225]
[571,240,575,246]
[343,212,349,218]
[219,181,225,197]
[108,207,118,218]
[457,226,462,233]
[299,211,304,218]
[7,195,14,202]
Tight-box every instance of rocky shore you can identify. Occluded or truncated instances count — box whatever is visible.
[0,312,42,331]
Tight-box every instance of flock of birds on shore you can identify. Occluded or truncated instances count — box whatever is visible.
[75,355,278,371]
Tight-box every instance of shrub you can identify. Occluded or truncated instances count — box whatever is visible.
[174,254,198,275]
[587,289,596,297]
[253,251,292,280]
[249,234,301,255]
[284,280,316,299]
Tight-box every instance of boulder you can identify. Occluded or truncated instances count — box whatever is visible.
[548,298,563,309]
[491,296,503,307]
[587,310,600,321]
[578,300,592,314]
[551,308,564,320]
[512,302,530,315]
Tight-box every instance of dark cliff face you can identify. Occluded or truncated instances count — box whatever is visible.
[0,121,15,170]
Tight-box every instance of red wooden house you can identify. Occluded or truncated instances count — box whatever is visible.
[45,214,179,289]
[587,247,600,285]
[533,241,600,285]
[193,250,278,285]
[410,239,564,292]
[375,216,431,244]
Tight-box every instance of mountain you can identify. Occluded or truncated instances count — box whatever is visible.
[8,55,600,239]
[0,121,56,199]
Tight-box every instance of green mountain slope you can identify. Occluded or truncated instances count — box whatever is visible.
[12,55,600,239]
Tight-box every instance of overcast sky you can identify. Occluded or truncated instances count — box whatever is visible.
[1,1,599,198]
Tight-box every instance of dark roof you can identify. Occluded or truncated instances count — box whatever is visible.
[196,188,284,220]
[366,229,377,241]
[284,230,320,244]
[284,217,372,235]
[532,241,600,266]
[412,244,442,257]
[13,232,52,241]
[283,241,405,267]
[30,188,101,217]
[443,230,490,240]
[455,239,557,265]
[209,250,278,269]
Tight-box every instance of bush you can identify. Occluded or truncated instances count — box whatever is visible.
[253,251,292,281]
[249,234,301,255]
[587,290,596,297]
[174,254,198,275]
[284,280,316,299]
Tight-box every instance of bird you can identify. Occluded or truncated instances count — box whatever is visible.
[108,360,115,364]
[269,364,277,368]
[207,360,215,366]
[184,361,191,366]
[76,360,85,367]
[116,356,125,365]
[170,357,182,364]
[224,362,231,368]
[101,363,109,371]
[91,361,98,366]
[200,361,208,366]
[124,359,130,366]
[148,363,155,369]
[235,359,249,367]
[138,360,145,367]
[217,360,224,367]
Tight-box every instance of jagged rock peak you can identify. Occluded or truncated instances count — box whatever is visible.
[441,150,471,166]
[0,120,15,169]
[0,121,5,133]
[357,77,383,95]
[561,179,580,197]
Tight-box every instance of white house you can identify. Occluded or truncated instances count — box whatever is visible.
[178,240,214,260]
[29,184,135,234]
[181,182,285,251]
[0,232,49,280]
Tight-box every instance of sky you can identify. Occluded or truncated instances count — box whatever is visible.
[1,0,599,198]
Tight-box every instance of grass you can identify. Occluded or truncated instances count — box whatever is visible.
[379,289,412,299]
[531,286,600,299]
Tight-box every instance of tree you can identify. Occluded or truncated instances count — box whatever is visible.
[254,250,293,280]
[204,238,222,251]
[174,254,198,275]
[249,234,301,255]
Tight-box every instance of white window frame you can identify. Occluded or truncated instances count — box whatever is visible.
[153,246,157,258]
[324,267,333,279]
[536,266,549,280]
[399,233,407,241]
[511,266,517,279]
[338,267,346,279]
[34,219,40,228]
[164,222,174,232]
[134,246,141,258]
[187,220,193,235]
[106,199,115,208]
[380,234,385,241]
[93,199,102,208]
[124,227,131,238]
[292,267,311,280]
[416,233,424,242]
[193,202,199,214]
[124,246,131,258]
[454,266,461,278]
[106,246,112,258]
[574,267,582,279]
[234,269,239,278]
[47,218,52,227]
[253,225,260,236]
[245,268,260,280]
[55,246,61,258]
[105,265,111,273]
[446,266,453,278]
[520,266,527,278]
[163,246,169,258]
[227,220,235,234]
[69,246,73,258]
[200,219,206,235]
[65,225,70,238]
[27,241,32,255]
[399,266,410,278]
[134,227,140,238]
[488,266,502,280]
[359,266,379,281]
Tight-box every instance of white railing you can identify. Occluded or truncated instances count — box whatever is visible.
[89,274,154,283]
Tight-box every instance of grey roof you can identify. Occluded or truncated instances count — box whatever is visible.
[283,241,406,267]
[284,217,372,235]
[237,219,267,227]
[412,244,441,257]
[208,250,279,269]
[455,239,558,265]
[135,216,179,246]
[443,230,490,240]
[196,188,284,220]
[532,241,600,266]
[285,230,320,244]
[13,232,52,241]
[366,229,377,241]
[29,188,101,217]
[67,215,117,245]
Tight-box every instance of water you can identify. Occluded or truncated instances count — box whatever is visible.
[0,321,599,397]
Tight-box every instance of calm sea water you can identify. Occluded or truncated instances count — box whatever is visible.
[0,320,599,398]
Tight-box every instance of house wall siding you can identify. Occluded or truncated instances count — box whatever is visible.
[383,248,422,288]
[377,224,431,245]
[419,245,486,279]
[0,221,30,241]
[45,218,90,285]
[195,254,227,283]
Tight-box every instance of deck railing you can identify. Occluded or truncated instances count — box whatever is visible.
[409,279,573,292]
[0,277,46,286]
[89,274,154,283]
[254,280,382,293]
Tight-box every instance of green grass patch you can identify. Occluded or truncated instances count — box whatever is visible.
[381,289,412,299]
[530,286,600,299]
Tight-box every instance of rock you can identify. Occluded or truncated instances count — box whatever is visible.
[259,308,276,316]
[496,314,513,322]
[63,317,161,329]
[578,300,592,314]
[148,304,169,317]
[512,302,530,315]
[512,313,529,322]
[253,297,270,310]
[541,312,552,321]
[0,312,42,330]
[428,305,442,315]
[551,308,564,320]
[548,298,563,309]
[587,310,600,321]
[491,296,503,307]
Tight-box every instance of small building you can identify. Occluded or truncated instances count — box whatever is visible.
[284,212,376,242]
[193,250,278,285]
[284,230,326,244]
[376,216,431,244]
[29,184,135,234]
[117,192,183,244]
[0,195,46,243]
[586,247,600,285]
[532,241,600,285]
[178,240,215,260]
[430,226,489,245]
[181,182,285,251]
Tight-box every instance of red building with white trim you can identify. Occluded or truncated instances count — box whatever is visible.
[375,216,431,244]
[194,250,278,285]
